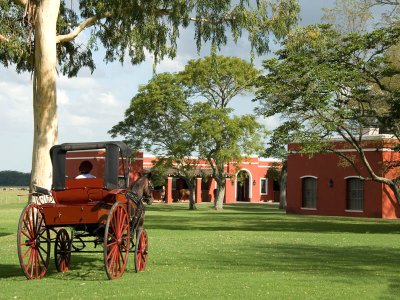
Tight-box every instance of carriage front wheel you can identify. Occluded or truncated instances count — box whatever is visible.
[17,203,50,279]
[134,228,148,272]
[55,228,71,272]
[103,202,130,280]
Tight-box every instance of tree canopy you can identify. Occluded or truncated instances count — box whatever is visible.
[179,55,260,108]
[0,171,30,186]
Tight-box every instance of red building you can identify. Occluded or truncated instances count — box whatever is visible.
[136,153,280,204]
[286,134,400,219]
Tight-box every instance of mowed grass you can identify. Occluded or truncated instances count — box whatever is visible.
[0,188,28,205]
[1,196,400,299]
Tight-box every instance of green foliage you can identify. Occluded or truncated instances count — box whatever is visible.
[1,0,300,76]
[179,55,260,108]
[256,25,400,156]
[0,170,30,186]
[0,0,96,76]
[110,73,191,156]
[0,0,32,72]
[190,102,265,167]
[110,56,265,166]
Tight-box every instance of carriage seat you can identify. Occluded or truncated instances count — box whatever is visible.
[66,178,104,189]
[52,178,108,204]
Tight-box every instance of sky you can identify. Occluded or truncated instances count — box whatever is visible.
[0,0,336,172]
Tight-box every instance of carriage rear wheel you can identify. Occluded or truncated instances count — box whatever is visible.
[104,202,130,280]
[134,228,148,272]
[55,228,71,272]
[17,203,50,279]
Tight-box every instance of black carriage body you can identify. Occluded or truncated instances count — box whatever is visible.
[50,141,132,190]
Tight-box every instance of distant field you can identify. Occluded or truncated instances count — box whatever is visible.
[0,187,29,204]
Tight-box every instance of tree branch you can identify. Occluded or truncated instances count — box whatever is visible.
[56,13,112,44]
[56,6,193,44]
[329,149,363,178]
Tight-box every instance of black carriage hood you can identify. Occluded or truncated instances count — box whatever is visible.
[50,141,132,190]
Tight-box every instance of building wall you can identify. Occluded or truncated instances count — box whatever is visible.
[287,137,400,219]
[142,154,279,203]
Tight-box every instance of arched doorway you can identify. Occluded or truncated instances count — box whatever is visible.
[236,170,251,202]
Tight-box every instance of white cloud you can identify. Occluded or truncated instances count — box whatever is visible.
[58,75,100,91]
[258,115,281,131]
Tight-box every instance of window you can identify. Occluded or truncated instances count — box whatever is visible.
[346,178,364,211]
[260,178,268,194]
[273,180,280,191]
[172,177,177,190]
[302,177,317,209]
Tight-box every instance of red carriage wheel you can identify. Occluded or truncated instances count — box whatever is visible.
[17,203,50,279]
[103,202,130,280]
[55,228,71,272]
[134,228,148,272]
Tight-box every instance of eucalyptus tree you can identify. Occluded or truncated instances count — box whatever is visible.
[0,0,300,192]
[255,24,400,204]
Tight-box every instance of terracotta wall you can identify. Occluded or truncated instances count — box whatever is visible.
[287,139,400,219]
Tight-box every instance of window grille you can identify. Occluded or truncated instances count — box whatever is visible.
[346,178,364,211]
[302,177,317,208]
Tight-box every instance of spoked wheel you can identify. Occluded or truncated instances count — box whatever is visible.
[55,228,71,272]
[135,228,148,272]
[104,202,130,280]
[17,203,50,279]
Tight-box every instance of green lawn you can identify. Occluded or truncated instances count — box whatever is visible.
[1,201,400,299]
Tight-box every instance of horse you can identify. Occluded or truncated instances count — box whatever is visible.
[126,173,153,233]
[177,189,190,202]
[129,172,154,205]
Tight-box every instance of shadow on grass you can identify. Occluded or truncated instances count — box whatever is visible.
[181,241,400,290]
[0,264,25,279]
[146,204,400,234]
[0,232,13,238]
[47,253,110,281]
[1,254,111,281]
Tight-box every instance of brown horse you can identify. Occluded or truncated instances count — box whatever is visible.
[130,173,154,205]
[177,189,190,202]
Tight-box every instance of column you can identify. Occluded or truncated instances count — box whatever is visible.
[166,177,173,204]
[195,178,202,203]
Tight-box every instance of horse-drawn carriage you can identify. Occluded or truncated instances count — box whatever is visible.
[17,141,152,280]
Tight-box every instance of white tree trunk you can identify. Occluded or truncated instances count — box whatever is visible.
[189,188,197,210]
[30,0,60,193]
[214,183,225,210]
